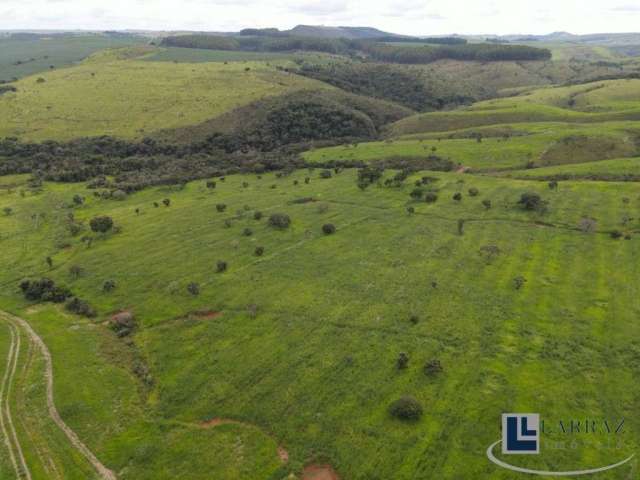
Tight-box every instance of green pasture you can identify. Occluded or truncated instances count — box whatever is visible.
[1,168,640,478]
[0,52,329,141]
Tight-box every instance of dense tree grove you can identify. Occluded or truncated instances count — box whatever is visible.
[364,43,552,63]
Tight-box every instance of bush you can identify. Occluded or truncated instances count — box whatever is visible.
[216,260,228,273]
[517,192,546,212]
[407,206,415,214]
[514,276,527,290]
[424,359,443,376]
[253,211,263,220]
[319,169,332,179]
[255,246,265,256]
[72,194,84,205]
[110,311,135,337]
[410,187,424,200]
[268,213,291,229]
[468,187,479,196]
[389,396,423,421]
[103,280,116,292]
[409,315,419,324]
[453,192,462,201]
[610,230,624,239]
[482,199,492,210]
[243,227,253,236]
[425,192,438,203]
[206,180,216,189]
[216,203,227,212]
[187,282,200,296]
[89,215,113,233]
[397,352,409,369]
[20,278,70,303]
[322,223,336,235]
[162,198,171,207]
[65,297,96,318]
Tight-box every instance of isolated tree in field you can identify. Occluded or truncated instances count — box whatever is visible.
[206,181,216,189]
[389,396,423,421]
[255,246,265,256]
[162,198,171,207]
[425,192,438,203]
[216,260,228,273]
[482,199,492,210]
[397,352,409,369]
[453,192,462,202]
[72,194,84,206]
[517,192,546,212]
[187,282,200,296]
[216,203,227,212]
[268,213,291,229]
[548,180,558,191]
[468,187,479,197]
[103,280,116,292]
[45,256,53,269]
[513,276,527,290]
[424,359,443,376]
[89,215,113,233]
[322,223,336,235]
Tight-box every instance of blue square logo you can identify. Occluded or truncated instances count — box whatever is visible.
[502,413,539,455]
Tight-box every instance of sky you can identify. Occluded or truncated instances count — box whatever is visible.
[1,0,639,35]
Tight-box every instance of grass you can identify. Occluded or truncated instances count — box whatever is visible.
[304,121,640,172]
[0,34,146,83]
[1,168,640,478]
[141,47,294,63]
[0,49,329,141]
[387,79,640,135]
[502,156,640,180]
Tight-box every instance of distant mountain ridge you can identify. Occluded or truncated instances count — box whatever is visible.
[287,25,403,39]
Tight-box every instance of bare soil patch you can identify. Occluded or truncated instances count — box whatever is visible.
[190,310,222,320]
[303,464,340,480]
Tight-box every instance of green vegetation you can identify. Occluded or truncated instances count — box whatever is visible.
[1,168,639,479]
[0,33,146,82]
[0,49,328,141]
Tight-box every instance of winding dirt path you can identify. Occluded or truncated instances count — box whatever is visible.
[0,311,117,480]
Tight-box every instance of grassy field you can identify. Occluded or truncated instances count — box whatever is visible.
[502,156,640,180]
[304,121,640,172]
[387,79,640,135]
[0,48,330,141]
[1,168,640,479]
[141,47,294,63]
[0,34,146,83]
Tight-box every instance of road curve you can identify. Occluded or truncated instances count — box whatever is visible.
[0,311,117,480]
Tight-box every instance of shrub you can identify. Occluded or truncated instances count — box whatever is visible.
[2,207,12,216]
[319,169,332,179]
[425,192,438,203]
[479,245,500,263]
[72,194,84,205]
[304,177,310,184]
[206,181,216,189]
[517,192,546,212]
[410,187,424,200]
[389,396,423,421]
[322,223,336,235]
[409,315,419,324]
[453,192,462,201]
[187,282,200,296]
[89,215,113,233]
[514,276,527,290]
[610,230,624,239]
[468,187,479,197]
[578,217,597,233]
[162,198,171,207]
[103,280,116,292]
[254,211,263,220]
[112,190,127,201]
[397,352,409,369]
[255,246,265,256]
[20,278,70,303]
[482,199,492,210]
[548,180,558,190]
[407,206,415,214]
[243,227,253,236]
[216,203,227,212]
[69,265,84,278]
[110,311,135,337]
[268,213,291,229]
[216,260,228,273]
[424,359,443,376]
[65,297,96,318]
[242,181,249,188]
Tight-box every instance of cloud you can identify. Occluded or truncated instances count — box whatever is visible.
[611,4,640,12]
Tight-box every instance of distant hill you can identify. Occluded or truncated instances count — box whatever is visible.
[287,25,402,39]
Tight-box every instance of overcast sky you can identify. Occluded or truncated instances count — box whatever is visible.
[2,0,639,35]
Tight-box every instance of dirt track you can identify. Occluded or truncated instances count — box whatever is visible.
[0,311,117,480]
